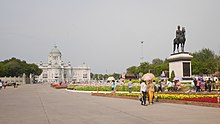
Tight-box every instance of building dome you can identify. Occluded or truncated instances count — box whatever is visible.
[50,45,61,55]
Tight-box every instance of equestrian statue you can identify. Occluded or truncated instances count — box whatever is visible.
[173,25,186,53]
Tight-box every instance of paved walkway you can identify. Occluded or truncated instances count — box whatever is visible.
[0,84,220,124]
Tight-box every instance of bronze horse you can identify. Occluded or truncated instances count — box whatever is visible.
[180,27,186,52]
[173,27,186,53]
[173,37,180,53]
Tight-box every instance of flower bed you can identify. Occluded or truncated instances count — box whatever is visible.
[91,92,220,107]
[91,93,139,100]
[51,82,69,89]
[155,93,219,100]
[182,98,217,103]
[157,99,220,108]
[66,82,194,92]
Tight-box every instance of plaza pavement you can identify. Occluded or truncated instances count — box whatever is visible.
[0,84,220,124]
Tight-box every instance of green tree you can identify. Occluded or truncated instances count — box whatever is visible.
[170,70,175,81]
[125,48,219,77]
[103,74,108,80]
[0,57,42,77]
[152,58,163,65]
[90,73,94,79]
[137,62,150,74]
[99,74,104,80]
[93,74,104,80]
[109,73,120,80]
[150,60,169,76]
[191,48,217,75]
[126,66,138,74]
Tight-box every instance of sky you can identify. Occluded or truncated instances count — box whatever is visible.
[0,0,220,74]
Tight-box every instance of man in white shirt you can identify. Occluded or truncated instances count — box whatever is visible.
[140,80,147,106]
[128,79,132,93]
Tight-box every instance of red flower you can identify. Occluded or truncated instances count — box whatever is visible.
[182,98,218,103]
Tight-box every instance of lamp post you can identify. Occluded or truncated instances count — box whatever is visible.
[218,50,220,72]
[140,41,144,64]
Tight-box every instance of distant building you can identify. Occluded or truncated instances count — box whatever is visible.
[36,46,91,83]
[0,73,31,84]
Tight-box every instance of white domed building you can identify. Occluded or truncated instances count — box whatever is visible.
[37,46,91,83]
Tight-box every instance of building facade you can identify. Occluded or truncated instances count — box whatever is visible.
[37,46,91,83]
[0,73,31,84]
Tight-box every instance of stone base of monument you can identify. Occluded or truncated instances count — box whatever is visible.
[167,52,193,82]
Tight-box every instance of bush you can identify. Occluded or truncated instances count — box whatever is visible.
[171,70,175,81]
[67,84,78,90]
[116,85,127,91]
[96,86,112,91]
[73,86,112,91]
[116,85,140,92]
[76,86,97,91]
[124,79,140,83]
[67,84,141,92]
[153,78,160,83]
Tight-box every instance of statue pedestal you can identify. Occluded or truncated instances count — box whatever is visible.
[167,52,193,82]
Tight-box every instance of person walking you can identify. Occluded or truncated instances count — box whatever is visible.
[13,82,17,88]
[215,79,219,91]
[152,80,157,103]
[207,78,212,92]
[166,79,172,91]
[128,79,132,93]
[193,78,197,91]
[158,79,165,92]
[111,80,116,93]
[196,79,201,92]
[140,80,147,106]
[190,80,195,92]
[148,80,155,105]
[158,80,162,92]
[0,80,2,90]
[3,81,7,89]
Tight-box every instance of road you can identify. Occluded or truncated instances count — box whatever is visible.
[0,84,220,124]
